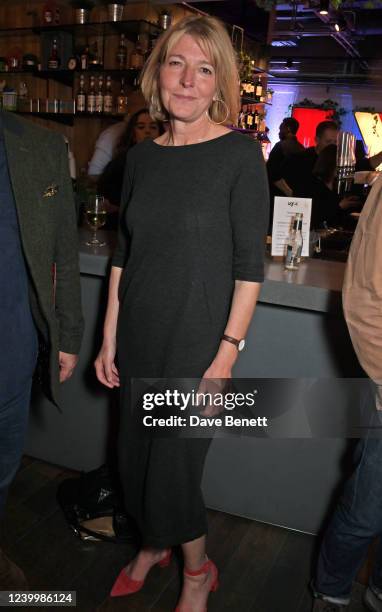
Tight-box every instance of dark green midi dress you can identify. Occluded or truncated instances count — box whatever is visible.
[112,131,269,548]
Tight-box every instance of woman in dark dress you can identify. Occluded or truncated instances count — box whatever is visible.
[95,15,269,611]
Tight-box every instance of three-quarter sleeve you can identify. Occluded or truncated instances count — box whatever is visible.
[230,140,269,282]
[111,151,134,268]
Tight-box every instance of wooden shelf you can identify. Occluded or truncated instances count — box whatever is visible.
[33,18,161,37]
[1,68,140,87]
[240,96,272,105]
[16,110,128,125]
[16,111,75,125]
[0,19,161,36]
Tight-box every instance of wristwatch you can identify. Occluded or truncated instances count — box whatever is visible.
[222,334,246,352]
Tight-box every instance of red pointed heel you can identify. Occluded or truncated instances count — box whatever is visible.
[110,569,143,597]
[110,549,172,597]
[175,558,219,611]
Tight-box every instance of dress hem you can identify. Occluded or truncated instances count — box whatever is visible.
[141,525,208,549]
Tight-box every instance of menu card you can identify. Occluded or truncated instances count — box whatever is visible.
[271,196,312,257]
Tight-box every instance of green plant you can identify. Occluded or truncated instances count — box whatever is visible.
[354,106,376,113]
[288,98,347,125]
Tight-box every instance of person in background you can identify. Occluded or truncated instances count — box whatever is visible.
[281,120,339,197]
[355,139,382,172]
[307,144,360,229]
[267,117,304,198]
[95,14,268,611]
[88,118,128,177]
[0,111,83,588]
[266,117,304,229]
[97,109,163,211]
[312,173,382,612]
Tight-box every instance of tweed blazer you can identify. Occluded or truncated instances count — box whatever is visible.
[2,111,84,406]
[343,174,382,385]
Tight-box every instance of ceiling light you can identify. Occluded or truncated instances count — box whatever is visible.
[319,0,329,15]
[271,40,298,47]
[333,15,347,32]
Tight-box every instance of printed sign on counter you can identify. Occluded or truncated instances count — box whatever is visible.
[271,196,312,257]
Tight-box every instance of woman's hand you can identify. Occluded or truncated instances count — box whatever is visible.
[198,341,237,416]
[94,340,120,388]
[59,351,78,383]
[339,195,361,210]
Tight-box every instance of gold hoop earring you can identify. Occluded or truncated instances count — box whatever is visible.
[206,98,230,125]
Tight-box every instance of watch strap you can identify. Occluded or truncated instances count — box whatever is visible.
[222,334,241,349]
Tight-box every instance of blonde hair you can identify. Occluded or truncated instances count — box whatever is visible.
[140,15,240,125]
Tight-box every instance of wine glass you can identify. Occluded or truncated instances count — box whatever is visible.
[85,194,107,247]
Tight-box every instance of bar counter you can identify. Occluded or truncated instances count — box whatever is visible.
[26,230,363,534]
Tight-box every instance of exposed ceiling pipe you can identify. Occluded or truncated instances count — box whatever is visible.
[269,72,382,80]
[352,26,382,34]
[269,78,382,87]
[266,4,277,45]
[273,29,339,35]
[313,9,369,70]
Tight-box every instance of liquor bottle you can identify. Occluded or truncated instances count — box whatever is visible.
[240,104,248,129]
[47,38,60,70]
[238,106,245,129]
[104,76,114,114]
[116,33,127,69]
[76,75,86,113]
[87,76,96,114]
[285,213,304,271]
[90,40,102,68]
[132,74,140,91]
[240,80,245,98]
[80,45,89,70]
[18,82,28,99]
[95,76,104,113]
[246,106,254,130]
[253,107,259,131]
[117,77,128,115]
[255,76,263,101]
[130,36,144,70]
[248,78,255,99]
[138,32,149,56]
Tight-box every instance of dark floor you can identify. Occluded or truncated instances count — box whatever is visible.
[3,457,367,612]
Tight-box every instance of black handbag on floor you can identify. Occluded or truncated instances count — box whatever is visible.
[56,464,135,543]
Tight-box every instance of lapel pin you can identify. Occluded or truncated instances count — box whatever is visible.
[43,184,59,198]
